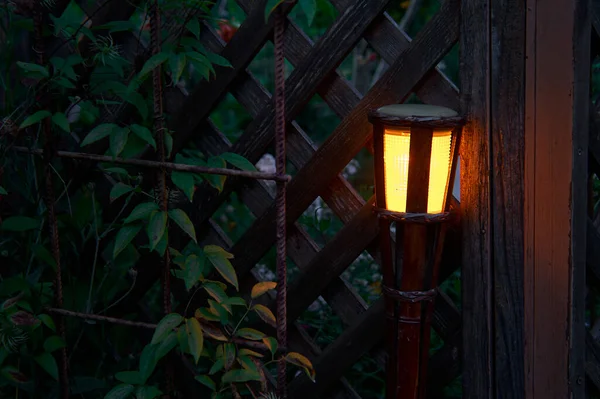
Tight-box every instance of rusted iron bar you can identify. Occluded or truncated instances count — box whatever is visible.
[46,307,274,352]
[13,147,291,182]
[274,6,288,399]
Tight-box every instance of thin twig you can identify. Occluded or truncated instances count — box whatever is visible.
[13,146,292,182]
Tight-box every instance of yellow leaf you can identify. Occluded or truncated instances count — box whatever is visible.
[252,304,276,327]
[239,349,263,358]
[286,352,316,382]
[186,318,204,364]
[251,281,277,299]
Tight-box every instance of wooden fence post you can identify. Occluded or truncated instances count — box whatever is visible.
[461,0,590,397]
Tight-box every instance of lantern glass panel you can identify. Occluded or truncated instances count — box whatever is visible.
[383,128,453,214]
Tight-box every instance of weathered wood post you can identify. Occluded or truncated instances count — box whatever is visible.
[460,0,590,397]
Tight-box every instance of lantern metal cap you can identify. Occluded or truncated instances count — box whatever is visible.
[368,104,464,128]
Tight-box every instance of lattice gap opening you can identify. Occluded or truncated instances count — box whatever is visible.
[343,350,386,399]
[295,94,341,145]
[336,39,382,95]
[438,42,460,89]
[299,196,344,248]
[208,93,253,144]
[344,146,374,201]
[342,251,381,305]
[214,0,248,26]
[296,298,344,349]
[439,268,461,311]
[287,0,339,41]
[212,191,257,243]
[385,0,441,38]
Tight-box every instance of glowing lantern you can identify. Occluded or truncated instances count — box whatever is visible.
[369,104,462,216]
[368,104,463,399]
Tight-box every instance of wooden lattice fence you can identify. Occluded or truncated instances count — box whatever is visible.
[12,0,600,397]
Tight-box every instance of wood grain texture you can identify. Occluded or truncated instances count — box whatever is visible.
[490,0,526,396]
[460,0,493,398]
[525,0,590,396]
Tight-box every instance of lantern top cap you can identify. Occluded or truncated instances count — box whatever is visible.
[368,104,464,128]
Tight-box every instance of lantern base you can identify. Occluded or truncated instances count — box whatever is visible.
[373,207,454,224]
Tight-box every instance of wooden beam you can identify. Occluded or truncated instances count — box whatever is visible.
[459,0,493,396]
[524,0,590,396]
[490,0,526,395]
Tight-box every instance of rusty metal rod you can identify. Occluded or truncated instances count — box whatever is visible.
[12,146,291,182]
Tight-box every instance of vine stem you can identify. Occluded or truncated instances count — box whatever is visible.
[149,0,174,394]
[34,4,69,398]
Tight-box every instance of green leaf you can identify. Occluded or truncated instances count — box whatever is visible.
[181,254,204,291]
[208,358,224,375]
[43,336,66,353]
[17,61,49,77]
[154,331,177,362]
[138,52,170,79]
[34,352,58,380]
[177,325,190,354]
[151,314,183,345]
[104,383,134,399]
[186,318,204,364]
[208,299,229,325]
[51,112,70,132]
[147,211,167,251]
[135,386,162,399]
[221,369,261,383]
[110,127,130,157]
[236,328,265,341]
[113,225,142,259]
[110,183,134,202]
[224,297,247,307]
[115,371,142,385]
[299,0,317,26]
[130,124,156,149]
[139,344,157,384]
[124,202,159,223]
[171,171,195,202]
[54,77,76,89]
[265,0,285,22]
[204,246,238,290]
[219,152,257,171]
[223,343,236,369]
[285,352,316,382]
[195,375,216,391]
[38,314,56,332]
[168,209,196,243]
[205,52,232,68]
[204,156,227,192]
[237,355,260,373]
[0,186,6,195]
[81,123,117,146]
[19,110,51,129]
[203,282,228,304]
[169,53,186,85]
[122,91,148,121]
[1,216,39,231]
[185,19,200,39]
[32,244,57,270]
[165,132,173,159]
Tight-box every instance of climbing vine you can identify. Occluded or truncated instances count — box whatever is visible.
[0,1,313,398]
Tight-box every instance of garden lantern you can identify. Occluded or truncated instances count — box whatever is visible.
[368,104,463,399]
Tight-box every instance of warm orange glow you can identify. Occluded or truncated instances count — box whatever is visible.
[383,129,453,214]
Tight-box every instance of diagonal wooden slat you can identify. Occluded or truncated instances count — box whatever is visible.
[222,0,460,287]
[169,0,297,155]
[191,22,463,330]
[287,296,463,397]
[330,0,459,109]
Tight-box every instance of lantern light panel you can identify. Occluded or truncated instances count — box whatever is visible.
[382,128,453,214]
